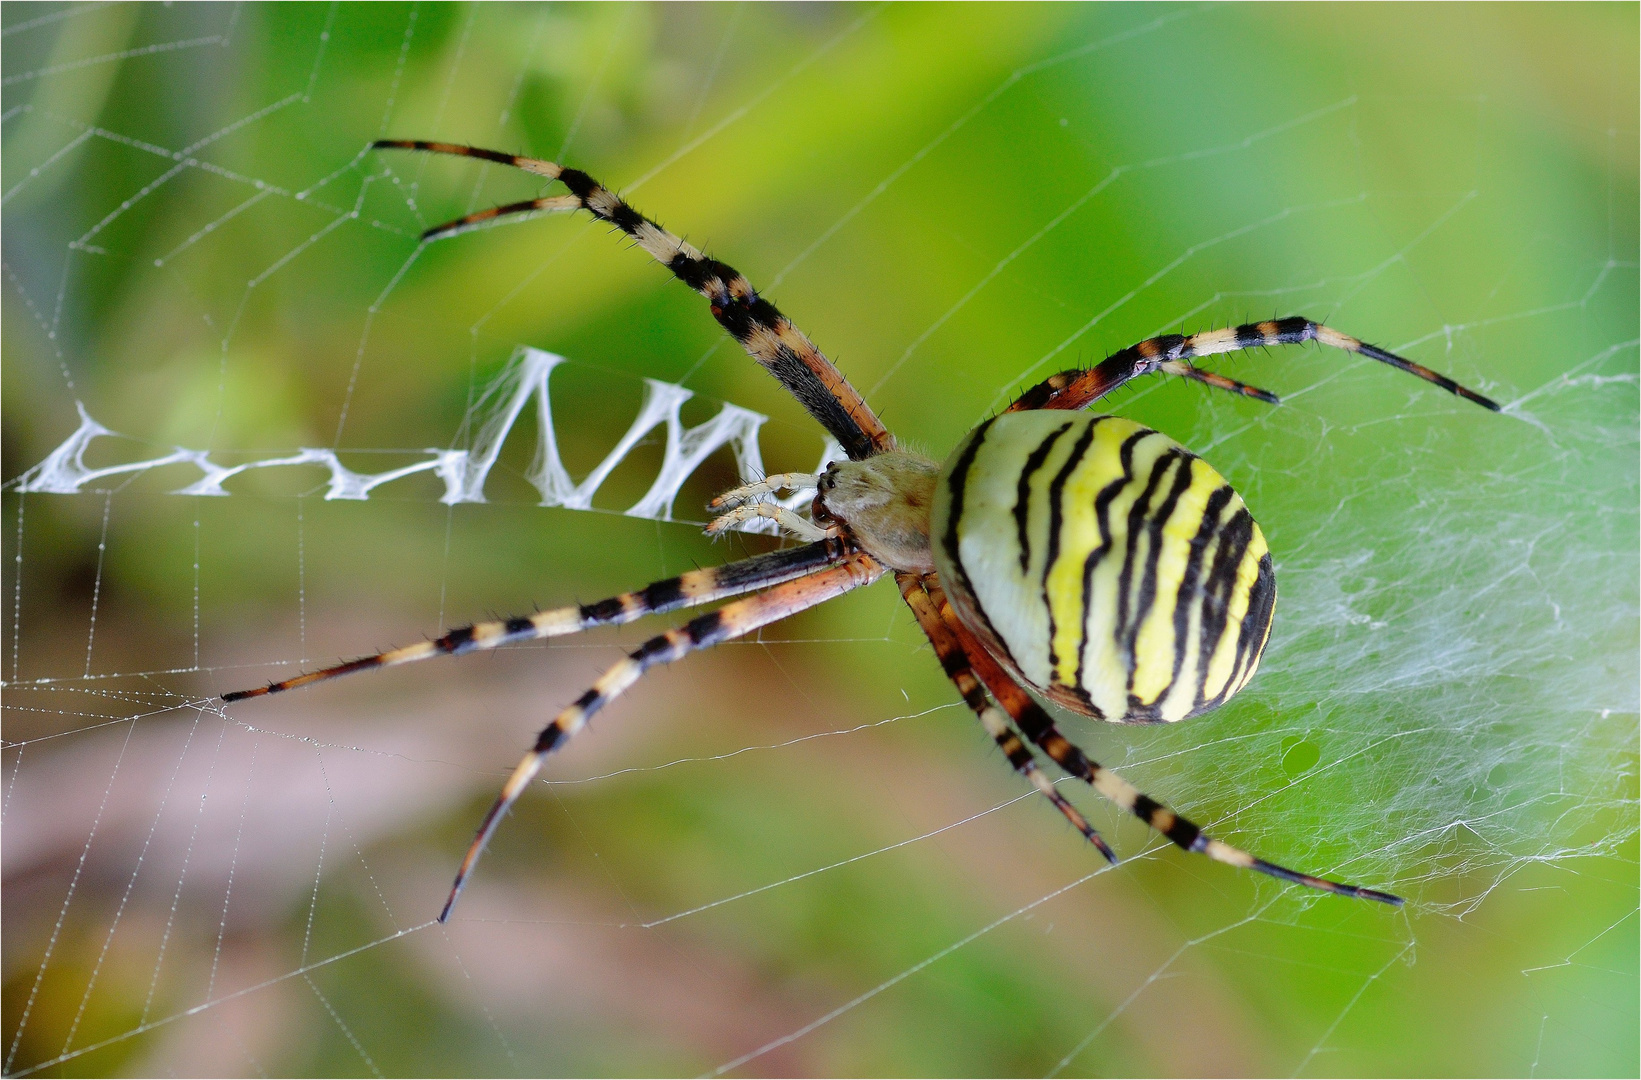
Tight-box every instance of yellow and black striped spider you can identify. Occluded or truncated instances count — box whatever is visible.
[225,141,1499,921]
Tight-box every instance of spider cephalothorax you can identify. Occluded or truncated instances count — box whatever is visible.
[813,452,941,574]
[224,141,1501,920]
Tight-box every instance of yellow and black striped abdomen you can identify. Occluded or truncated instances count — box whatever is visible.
[932,411,1275,723]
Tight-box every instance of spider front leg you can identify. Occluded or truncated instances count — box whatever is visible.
[440,551,885,921]
[1009,316,1499,413]
[373,140,894,461]
[925,576,1403,905]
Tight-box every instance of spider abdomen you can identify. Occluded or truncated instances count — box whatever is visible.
[932,411,1275,723]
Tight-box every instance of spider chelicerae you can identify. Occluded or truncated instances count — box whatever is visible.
[225,140,1500,921]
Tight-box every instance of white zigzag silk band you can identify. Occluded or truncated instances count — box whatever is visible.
[11,348,842,530]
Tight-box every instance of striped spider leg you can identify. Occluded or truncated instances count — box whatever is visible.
[1009,316,1502,414]
[925,577,1402,905]
[224,540,879,920]
[223,539,850,702]
[373,141,894,462]
[896,571,1117,862]
[439,550,884,920]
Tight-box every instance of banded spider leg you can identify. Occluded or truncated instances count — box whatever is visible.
[373,140,894,462]
[1010,317,1501,414]
[925,577,1403,905]
[439,551,884,920]
[896,572,1117,863]
[224,539,851,701]
[223,538,882,921]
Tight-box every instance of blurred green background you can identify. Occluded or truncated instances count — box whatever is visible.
[3,3,1636,1076]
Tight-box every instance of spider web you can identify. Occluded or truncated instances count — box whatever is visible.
[3,4,1636,1076]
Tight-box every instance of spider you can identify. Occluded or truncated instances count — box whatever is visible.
[225,140,1500,922]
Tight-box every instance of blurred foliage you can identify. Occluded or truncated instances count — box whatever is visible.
[3,3,1637,1077]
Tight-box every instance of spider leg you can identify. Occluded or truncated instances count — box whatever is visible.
[440,550,885,921]
[222,539,849,702]
[409,194,582,237]
[1008,316,1499,414]
[896,572,1116,862]
[373,140,893,462]
[925,575,1403,906]
[1157,360,1280,404]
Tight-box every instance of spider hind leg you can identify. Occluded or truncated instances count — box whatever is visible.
[925,576,1403,906]
[896,572,1117,864]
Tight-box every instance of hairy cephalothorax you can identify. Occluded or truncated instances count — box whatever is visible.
[813,452,941,574]
[224,140,1501,922]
